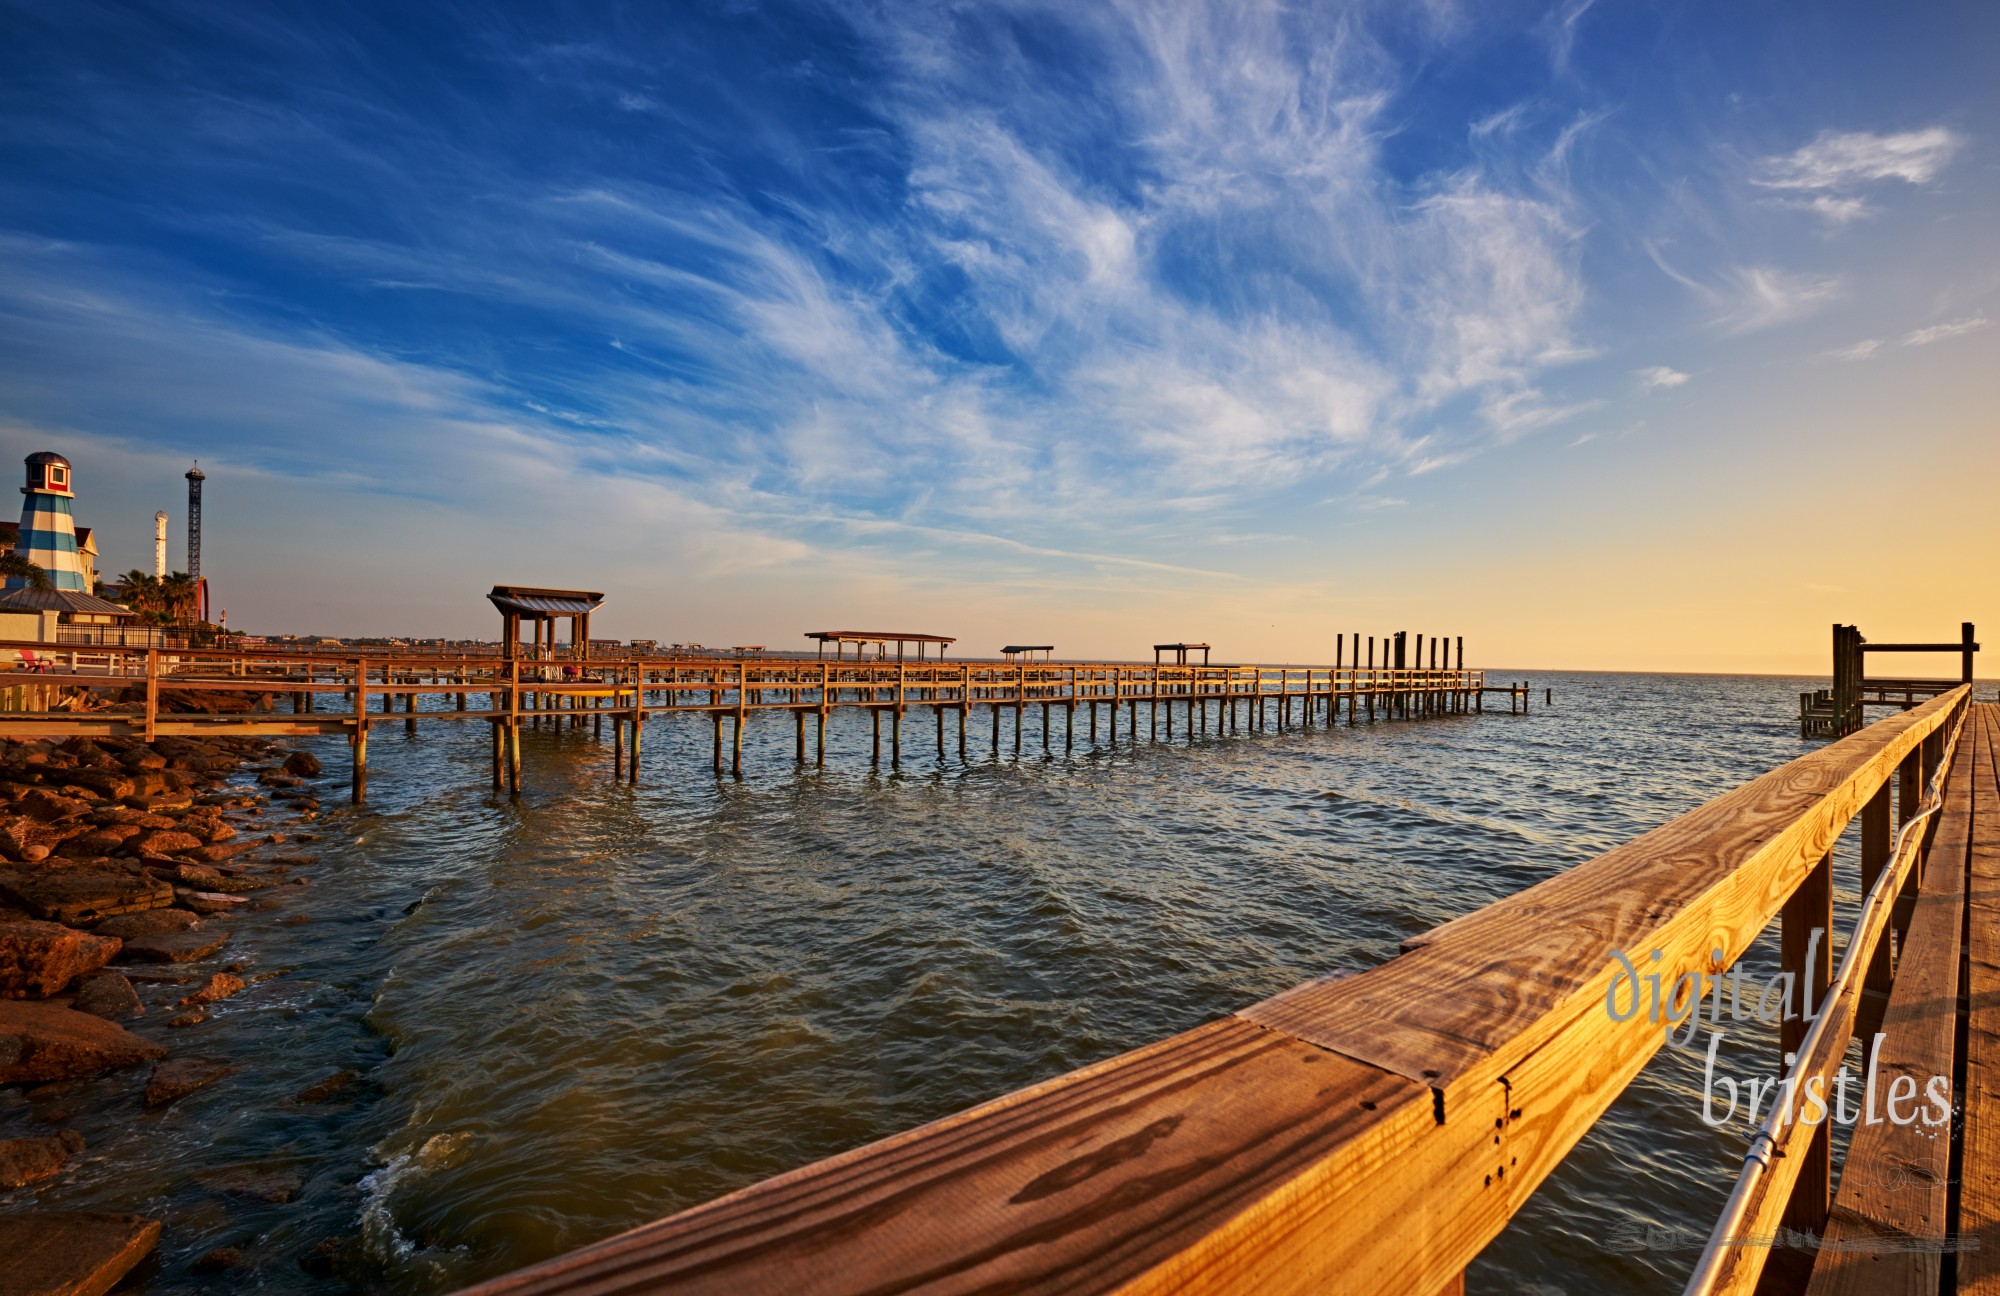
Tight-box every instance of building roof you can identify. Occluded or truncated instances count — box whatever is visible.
[804,630,957,644]
[487,585,605,617]
[24,451,69,468]
[0,587,135,617]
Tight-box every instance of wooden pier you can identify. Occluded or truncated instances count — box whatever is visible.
[0,638,1529,802]
[1801,621,1978,737]
[412,682,2000,1296]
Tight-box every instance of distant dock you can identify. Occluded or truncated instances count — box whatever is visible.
[0,638,1531,801]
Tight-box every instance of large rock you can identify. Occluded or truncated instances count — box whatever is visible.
[0,1212,160,1296]
[144,1056,236,1107]
[126,829,204,857]
[117,928,229,964]
[0,1134,72,1188]
[0,1000,165,1083]
[177,890,248,914]
[180,972,244,1007]
[177,861,263,888]
[71,971,144,1020]
[50,768,139,801]
[0,817,73,862]
[95,908,200,940]
[184,818,236,844]
[282,750,323,777]
[16,788,91,822]
[195,1163,302,1203]
[0,861,174,924]
[58,831,137,859]
[0,920,120,998]
[187,842,259,867]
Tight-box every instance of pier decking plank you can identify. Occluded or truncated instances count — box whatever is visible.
[1959,704,2000,1294]
[1804,705,1976,1295]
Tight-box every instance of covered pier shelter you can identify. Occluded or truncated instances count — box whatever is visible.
[806,630,955,662]
[489,585,605,661]
[1000,645,1054,663]
[1153,642,1211,666]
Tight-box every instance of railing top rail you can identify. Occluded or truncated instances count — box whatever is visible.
[452,686,1968,1296]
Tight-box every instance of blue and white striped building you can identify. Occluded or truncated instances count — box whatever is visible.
[9,451,88,593]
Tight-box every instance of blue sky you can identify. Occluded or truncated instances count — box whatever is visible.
[1,1,1994,667]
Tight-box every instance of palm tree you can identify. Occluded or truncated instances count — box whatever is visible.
[0,554,52,591]
[115,569,162,616]
[159,572,199,624]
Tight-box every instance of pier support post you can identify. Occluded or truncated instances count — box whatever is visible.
[492,718,504,790]
[957,703,966,759]
[733,713,744,778]
[1855,782,1893,1060]
[614,708,625,779]
[350,660,369,804]
[713,713,724,772]
[872,707,881,765]
[629,708,641,784]
[797,708,806,762]
[1779,852,1834,1243]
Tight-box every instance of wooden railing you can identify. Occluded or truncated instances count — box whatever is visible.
[441,686,1970,1296]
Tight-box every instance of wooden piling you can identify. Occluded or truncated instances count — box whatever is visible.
[351,658,368,804]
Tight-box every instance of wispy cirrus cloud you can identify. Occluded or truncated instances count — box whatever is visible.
[1715,266,1842,333]
[1825,315,1990,361]
[1904,315,1990,347]
[1635,366,1688,392]
[1754,127,1964,223]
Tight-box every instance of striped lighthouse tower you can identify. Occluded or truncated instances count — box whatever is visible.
[8,452,88,592]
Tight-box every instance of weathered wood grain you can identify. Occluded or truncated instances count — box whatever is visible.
[452,1019,1452,1296]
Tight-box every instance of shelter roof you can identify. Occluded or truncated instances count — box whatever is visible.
[0,587,135,617]
[487,585,604,617]
[804,630,956,645]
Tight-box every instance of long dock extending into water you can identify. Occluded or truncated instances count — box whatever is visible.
[0,640,1532,800]
[422,687,2000,1296]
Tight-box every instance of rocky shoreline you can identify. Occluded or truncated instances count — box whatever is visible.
[0,732,333,1290]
